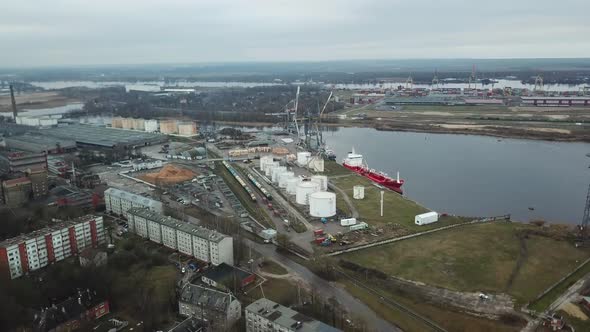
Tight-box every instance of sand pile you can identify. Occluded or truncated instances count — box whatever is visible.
[140,164,196,185]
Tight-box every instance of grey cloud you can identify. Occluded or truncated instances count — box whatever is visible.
[1,0,589,67]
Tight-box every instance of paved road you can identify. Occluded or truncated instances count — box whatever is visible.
[244,239,401,332]
[328,181,359,219]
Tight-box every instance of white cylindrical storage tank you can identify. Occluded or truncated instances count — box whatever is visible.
[271,166,286,183]
[278,172,294,188]
[296,181,320,205]
[260,155,273,170]
[297,151,312,166]
[309,192,337,217]
[311,175,328,191]
[286,177,300,195]
[265,161,279,176]
[353,185,365,199]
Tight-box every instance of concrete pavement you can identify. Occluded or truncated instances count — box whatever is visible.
[244,238,401,332]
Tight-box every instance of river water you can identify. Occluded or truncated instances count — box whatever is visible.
[323,127,590,224]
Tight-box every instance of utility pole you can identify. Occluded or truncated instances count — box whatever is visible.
[380,191,384,217]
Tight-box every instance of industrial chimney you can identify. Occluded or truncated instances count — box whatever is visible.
[9,84,17,119]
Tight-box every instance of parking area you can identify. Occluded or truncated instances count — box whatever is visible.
[88,164,155,195]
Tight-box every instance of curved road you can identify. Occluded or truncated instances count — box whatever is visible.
[245,239,400,332]
[328,181,359,219]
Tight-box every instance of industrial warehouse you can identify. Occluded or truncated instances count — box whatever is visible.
[40,124,166,149]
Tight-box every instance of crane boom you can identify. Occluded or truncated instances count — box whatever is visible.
[294,86,301,143]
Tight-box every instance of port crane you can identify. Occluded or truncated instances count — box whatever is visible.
[533,75,544,92]
[405,75,414,89]
[431,70,440,89]
[313,91,333,154]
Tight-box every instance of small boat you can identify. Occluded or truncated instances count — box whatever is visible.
[528,207,535,211]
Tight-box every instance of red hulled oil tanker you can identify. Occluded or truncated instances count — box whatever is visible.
[342,148,404,194]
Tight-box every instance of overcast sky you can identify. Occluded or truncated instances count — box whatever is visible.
[1,0,589,67]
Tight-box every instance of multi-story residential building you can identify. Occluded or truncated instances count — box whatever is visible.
[178,283,241,331]
[126,208,233,266]
[0,150,47,174]
[245,298,342,332]
[0,215,106,280]
[104,187,163,216]
[0,168,48,207]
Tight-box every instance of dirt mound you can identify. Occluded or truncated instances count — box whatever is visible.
[139,164,196,185]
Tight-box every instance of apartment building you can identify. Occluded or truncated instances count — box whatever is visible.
[178,283,241,331]
[104,187,163,216]
[0,215,106,279]
[126,208,233,266]
[245,298,342,332]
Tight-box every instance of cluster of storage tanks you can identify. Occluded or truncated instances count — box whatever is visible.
[260,155,336,218]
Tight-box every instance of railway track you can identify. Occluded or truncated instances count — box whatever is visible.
[336,269,448,332]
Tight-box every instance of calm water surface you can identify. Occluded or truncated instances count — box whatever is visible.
[324,127,590,224]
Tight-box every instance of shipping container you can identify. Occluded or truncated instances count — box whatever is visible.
[340,218,357,226]
[415,212,439,226]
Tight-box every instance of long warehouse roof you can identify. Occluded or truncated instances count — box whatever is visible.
[41,124,165,148]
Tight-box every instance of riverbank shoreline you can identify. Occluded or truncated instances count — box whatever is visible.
[212,120,590,142]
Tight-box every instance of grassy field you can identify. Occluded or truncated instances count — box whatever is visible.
[529,259,590,312]
[343,222,590,305]
[341,280,523,332]
[245,278,300,306]
[259,260,288,275]
[558,310,590,331]
[331,174,468,230]
[322,160,352,176]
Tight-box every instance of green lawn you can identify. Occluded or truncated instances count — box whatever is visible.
[341,280,523,332]
[529,259,590,312]
[322,160,351,176]
[331,174,468,230]
[343,222,590,305]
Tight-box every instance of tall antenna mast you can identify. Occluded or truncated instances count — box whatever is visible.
[293,86,301,144]
[582,184,590,230]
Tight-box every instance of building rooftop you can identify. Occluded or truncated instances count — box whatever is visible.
[104,187,162,209]
[202,263,253,284]
[179,283,235,312]
[126,207,226,243]
[41,124,165,148]
[0,214,101,248]
[33,289,106,332]
[4,133,76,153]
[246,298,341,332]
